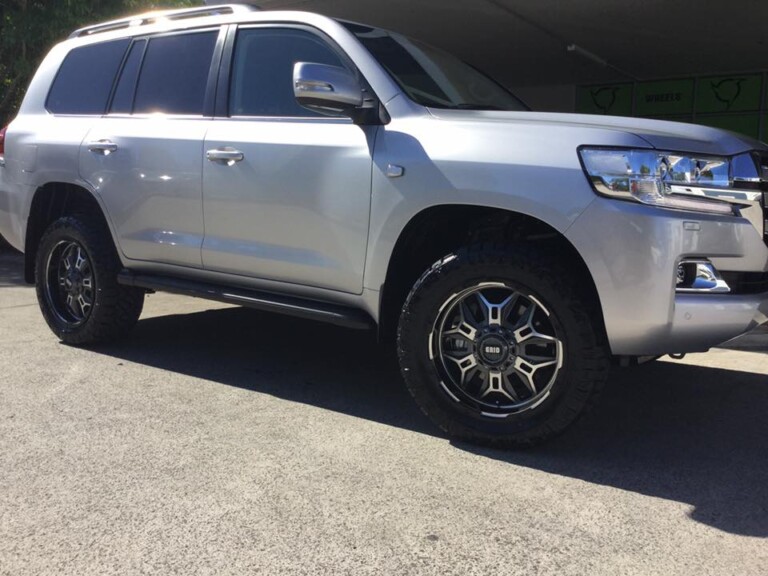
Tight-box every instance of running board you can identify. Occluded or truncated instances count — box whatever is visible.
[118,271,375,330]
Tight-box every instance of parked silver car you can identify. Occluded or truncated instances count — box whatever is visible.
[0,4,766,446]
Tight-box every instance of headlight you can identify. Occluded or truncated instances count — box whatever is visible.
[578,147,752,215]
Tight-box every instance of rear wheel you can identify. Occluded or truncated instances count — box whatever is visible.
[397,243,610,447]
[35,215,144,345]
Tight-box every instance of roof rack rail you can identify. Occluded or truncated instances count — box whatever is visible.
[68,4,259,39]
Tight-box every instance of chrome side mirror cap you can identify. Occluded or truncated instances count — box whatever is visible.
[293,62,363,116]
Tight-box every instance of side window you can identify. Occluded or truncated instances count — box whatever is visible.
[229,28,349,117]
[110,40,146,114]
[133,31,217,115]
[47,39,130,115]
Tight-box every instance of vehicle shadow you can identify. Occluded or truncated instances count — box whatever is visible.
[719,325,768,354]
[457,359,768,538]
[99,306,436,436]
[90,305,768,538]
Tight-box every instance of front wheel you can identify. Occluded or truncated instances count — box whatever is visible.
[35,215,144,345]
[397,244,610,447]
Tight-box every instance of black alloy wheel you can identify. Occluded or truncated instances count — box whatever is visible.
[397,243,610,447]
[35,215,144,345]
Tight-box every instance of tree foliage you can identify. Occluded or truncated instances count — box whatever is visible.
[0,0,195,124]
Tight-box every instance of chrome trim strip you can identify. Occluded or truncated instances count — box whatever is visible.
[666,185,761,205]
[676,260,731,294]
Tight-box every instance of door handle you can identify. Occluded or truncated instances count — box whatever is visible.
[206,148,244,165]
[87,140,118,155]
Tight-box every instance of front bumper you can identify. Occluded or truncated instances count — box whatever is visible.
[566,197,768,355]
[668,292,768,354]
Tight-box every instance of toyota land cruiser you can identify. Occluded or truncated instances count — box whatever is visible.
[1,4,766,446]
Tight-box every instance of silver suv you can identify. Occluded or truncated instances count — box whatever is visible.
[1,5,766,446]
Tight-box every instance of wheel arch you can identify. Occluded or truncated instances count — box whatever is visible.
[378,204,607,346]
[24,182,118,284]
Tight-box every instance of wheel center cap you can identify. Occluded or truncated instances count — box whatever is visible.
[477,335,509,367]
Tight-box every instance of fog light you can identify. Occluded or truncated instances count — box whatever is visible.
[676,260,730,293]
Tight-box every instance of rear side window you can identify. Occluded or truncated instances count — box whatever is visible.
[47,39,130,115]
[133,31,217,115]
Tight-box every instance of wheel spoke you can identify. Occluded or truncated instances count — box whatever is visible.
[512,357,537,395]
[81,276,93,290]
[443,321,477,342]
[77,294,91,317]
[444,353,478,388]
[513,303,557,345]
[523,334,557,346]
[476,292,516,326]
[442,299,481,352]
[479,370,518,402]
[513,356,558,395]
[74,247,87,272]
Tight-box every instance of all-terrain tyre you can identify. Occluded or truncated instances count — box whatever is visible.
[397,243,610,448]
[35,215,144,345]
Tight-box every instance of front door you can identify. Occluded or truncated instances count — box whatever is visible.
[202,27,375,294]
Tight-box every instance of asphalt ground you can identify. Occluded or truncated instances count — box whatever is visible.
[0,243,766,576]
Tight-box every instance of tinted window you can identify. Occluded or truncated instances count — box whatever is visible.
[134,31,217,115]
[342,22,527,111]
[47,39,130,115]
[360,35,450,103]
[230,28,347,117]
[110,40,146,114]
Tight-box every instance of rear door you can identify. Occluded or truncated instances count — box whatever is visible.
[6,38,130,248]
[201,26,376,294]
[79,28,223,268]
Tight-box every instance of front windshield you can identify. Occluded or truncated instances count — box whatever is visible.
[342,22,527,111]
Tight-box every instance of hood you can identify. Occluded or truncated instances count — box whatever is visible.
[426,109,767,157]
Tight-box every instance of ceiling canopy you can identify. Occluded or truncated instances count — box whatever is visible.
[253,0,768,88]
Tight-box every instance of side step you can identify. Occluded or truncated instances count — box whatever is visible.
[118,270,375,330]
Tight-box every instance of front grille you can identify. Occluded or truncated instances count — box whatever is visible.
[757,155,768,247]
[720,271,768,295]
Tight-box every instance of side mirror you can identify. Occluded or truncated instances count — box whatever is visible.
[293,62,363,117]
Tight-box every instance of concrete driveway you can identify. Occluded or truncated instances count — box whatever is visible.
[1,245,766,576]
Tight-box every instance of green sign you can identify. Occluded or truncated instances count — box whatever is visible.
[635,79,694,116]
[576,84,632,116]
[576,74,767,142]
[695,114,761,139]
[696,75,762,113]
